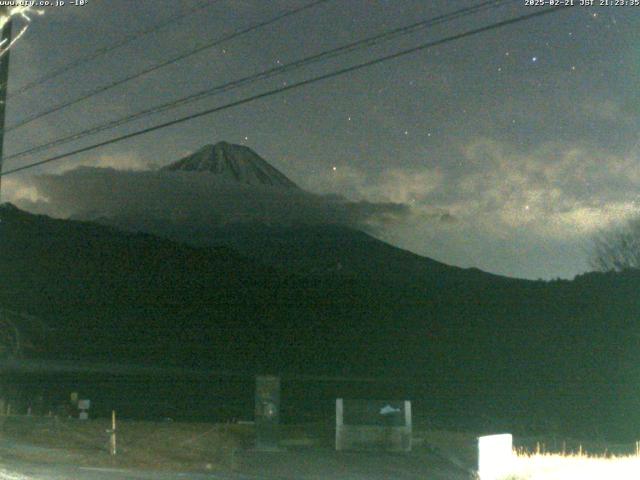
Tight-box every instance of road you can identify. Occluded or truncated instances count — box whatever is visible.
[0,463,250,480]
[0,447,475,479]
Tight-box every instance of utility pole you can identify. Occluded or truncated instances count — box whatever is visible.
[0,6,12,201]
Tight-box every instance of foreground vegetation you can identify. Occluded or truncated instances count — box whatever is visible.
[503,449,640,480]
[0,415,247,472]
[478,435,640,479]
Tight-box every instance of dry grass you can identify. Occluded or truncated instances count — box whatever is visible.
[0,415,251,472]
[8,416,638,479]
[0,470,33,480]
[501,450,640,480]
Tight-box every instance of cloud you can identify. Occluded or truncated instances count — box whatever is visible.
[302,137,640,239]
[8,135,640,280]
[9,166,411,237]
[1,176,42,203]
[39,152,157,175]
[451,138,640,237]
[581,99,636,126]
[86,153,158,171]
[302,164,452,223]
[297,136,640,279]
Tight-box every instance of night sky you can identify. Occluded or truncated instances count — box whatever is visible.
[1,0,638,280]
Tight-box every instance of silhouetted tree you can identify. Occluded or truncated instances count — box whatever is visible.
[0,308,47,359]
[591,217,640,271]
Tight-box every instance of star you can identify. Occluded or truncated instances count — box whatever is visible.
[332,166,337,171]
[532,56,538,63]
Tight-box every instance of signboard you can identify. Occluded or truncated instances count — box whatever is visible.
[78,399,90,420]
[255,375,280,450]
[336,398,412,452]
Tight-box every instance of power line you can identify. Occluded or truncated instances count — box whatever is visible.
[4,0,220,98]
[0,5,572,178]
[3,0,332,134]
[4,0,513,163]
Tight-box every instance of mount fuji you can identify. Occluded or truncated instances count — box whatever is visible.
[161,141,299,189]
[153,141,493,281]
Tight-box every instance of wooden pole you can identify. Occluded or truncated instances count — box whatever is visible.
[109,410,117,456]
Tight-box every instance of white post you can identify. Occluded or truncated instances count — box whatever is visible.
[110,410,117,456]
[404,400,412,451]
[335,398,343,451]
[477,433,514,480]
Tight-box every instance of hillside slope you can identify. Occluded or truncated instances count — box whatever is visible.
[1,204,638,438]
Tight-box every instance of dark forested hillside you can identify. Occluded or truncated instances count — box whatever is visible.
[1,203,638,439]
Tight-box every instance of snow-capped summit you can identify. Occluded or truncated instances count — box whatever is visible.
[161,141,299,189]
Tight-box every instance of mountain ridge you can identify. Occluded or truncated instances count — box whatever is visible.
[0,203,637,438]
[161,141,299,189]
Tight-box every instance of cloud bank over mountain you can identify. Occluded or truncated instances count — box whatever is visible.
[9,134,638,280]
[13,166,411,234]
